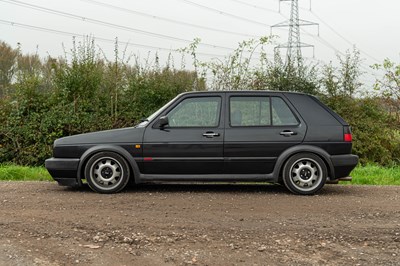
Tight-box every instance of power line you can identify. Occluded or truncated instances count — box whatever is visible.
[218,0,317,39]
[2,19,365,77]
[276,0,381,63]
[309,10,381,64]
[178,0,271,27]
[0,19,227,58]
[79,0,259,39]
[155,0,381,79]
[272,0,318,66]
[0,0,239,52]
[231,0,381,64]
[304,30,379,77]
[177,0,318,40]
[2,0,377,70]
[225,0,278,13]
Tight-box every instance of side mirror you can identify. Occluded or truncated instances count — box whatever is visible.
[159,116,169,128]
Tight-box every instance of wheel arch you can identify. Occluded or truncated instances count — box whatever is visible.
[77,145,141,184]
[274,145,335,181]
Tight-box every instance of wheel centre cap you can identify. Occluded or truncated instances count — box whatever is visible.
[101,167,113,179]
[300,168,312,180]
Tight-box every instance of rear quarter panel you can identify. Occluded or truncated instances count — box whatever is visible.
[285,93,352,154]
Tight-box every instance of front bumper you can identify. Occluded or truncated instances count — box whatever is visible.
[330,154,359,180]
[45,158,81,187]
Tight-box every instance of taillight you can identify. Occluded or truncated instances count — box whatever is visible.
[344,126,352,142]
[344,133,352,142]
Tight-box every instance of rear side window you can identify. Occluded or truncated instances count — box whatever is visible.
[271,97,298,125]
[230,96,298,126]
[230,97,271,126]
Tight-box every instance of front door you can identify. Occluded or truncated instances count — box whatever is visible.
[143,95,224,175]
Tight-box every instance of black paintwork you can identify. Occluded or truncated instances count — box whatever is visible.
[45,91,359,187]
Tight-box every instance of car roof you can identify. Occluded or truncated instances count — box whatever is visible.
[178,90,311,97]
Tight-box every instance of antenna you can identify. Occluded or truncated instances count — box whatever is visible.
[272,0,319,69]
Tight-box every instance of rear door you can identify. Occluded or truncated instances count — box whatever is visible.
[224,92,306,174]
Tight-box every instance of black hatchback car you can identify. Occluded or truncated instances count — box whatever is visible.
[45,91,358,195]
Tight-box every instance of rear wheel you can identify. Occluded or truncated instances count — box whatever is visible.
[85,152,130,194]
[282,153,327,195]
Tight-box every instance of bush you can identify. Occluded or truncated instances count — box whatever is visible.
[0,38,398,166]
[322,96,399,165]
[0,38,203,165]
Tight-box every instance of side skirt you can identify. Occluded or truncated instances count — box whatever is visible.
[139,174,277,183]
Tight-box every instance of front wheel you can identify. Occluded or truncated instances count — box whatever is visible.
[84,152,130,194]
[282,153,327,195]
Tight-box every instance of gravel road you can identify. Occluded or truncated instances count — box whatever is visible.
[0,182,399,265]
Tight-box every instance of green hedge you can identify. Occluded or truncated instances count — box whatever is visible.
[0,39,398,166]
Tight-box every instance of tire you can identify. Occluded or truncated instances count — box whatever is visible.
[282,153,327,195]
[84,152,130,194]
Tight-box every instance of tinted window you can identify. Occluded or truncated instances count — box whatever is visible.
[271,97,298,125]
[168,97,221,127]
[230,97,271,126]
[230,96,298,127]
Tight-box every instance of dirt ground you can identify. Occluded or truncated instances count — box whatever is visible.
[0,182,399,266]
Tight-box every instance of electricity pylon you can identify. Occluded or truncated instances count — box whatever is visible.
[271,0,319,70]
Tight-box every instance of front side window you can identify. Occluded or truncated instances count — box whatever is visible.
[230,96,298,127]
[167,97,221,127]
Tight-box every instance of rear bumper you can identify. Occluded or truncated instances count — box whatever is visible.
[330,154,359,180]
[45,158,81,187]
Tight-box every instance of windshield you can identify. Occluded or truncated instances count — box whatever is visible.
[135,96,179,128]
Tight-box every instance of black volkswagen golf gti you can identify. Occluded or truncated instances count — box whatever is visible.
[46,91,358,195]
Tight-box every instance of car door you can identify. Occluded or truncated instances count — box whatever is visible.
[142,94,225,175]
[224,93,307,174]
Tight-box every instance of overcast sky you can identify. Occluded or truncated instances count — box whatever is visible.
[1,0,399,83]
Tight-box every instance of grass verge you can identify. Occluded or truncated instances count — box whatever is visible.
[0,164,399,185]
[349,164,400,185]
[0,165,52,181]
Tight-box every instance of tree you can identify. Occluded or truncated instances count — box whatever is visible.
[337,48,363,97]
[0,41,19,97]
[262,51,319,94]
[373,58,400,123]
[181,37,319,94]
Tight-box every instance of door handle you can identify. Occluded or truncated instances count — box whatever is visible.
[202,132,220,138]
[280,130,297,136]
